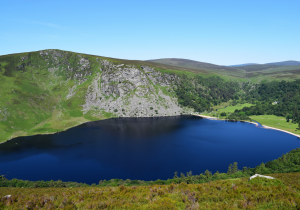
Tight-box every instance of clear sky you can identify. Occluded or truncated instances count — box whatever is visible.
[1,0,299,65]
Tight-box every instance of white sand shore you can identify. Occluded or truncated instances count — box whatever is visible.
[193,114,218,120]
[192,114,300,138]
[262,126,300,138]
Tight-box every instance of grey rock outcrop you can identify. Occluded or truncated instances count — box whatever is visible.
[82,59,184,117]
[37,49,187,118]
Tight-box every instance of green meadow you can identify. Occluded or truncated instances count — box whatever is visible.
[217,103,254,113]
[250,115,300,136]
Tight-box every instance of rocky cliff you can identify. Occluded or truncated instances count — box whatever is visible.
[0,49,188,142]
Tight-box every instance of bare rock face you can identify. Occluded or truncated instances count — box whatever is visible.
[37,49,187,118]
[83,59,184,117]
[39,50,92,83]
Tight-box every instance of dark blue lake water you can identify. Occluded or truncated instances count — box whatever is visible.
[0,116,299,184]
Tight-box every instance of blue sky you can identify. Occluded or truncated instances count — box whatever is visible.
[1,0,299,65]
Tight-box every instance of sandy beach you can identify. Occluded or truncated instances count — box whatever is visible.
[262,126,300,138]
[193,114,300,138]
[193,114,218,120]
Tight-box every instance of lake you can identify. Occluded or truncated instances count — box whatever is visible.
[0,116,299,184]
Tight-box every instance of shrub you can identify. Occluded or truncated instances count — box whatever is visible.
[249,177,284,187]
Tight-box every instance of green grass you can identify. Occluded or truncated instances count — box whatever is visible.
[0,49,299,142]
[0,50,112,143]
[217,103,254,113]
[250,115,300,136]
[1,172,300,209]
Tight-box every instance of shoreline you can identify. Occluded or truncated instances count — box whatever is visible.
[0,114,186,144]
[193,114,300,138]
[2,114,299,144]
[261,125,300,138]
[193,114,258,126]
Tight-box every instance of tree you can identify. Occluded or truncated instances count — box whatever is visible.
[220,112,226,116]
[173,171,178,179]
[213,171,220,179]
[227,164,232,175]
[204,170,212,179]
[232,162,238,174]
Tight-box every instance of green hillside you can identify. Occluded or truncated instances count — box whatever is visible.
[0,49,245,143]
[1,49,300,143]
[147,58,300,82]
[147,58,245,77]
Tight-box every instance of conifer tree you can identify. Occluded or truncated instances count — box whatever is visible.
[173,171,178,179]
[232,162,238,174]
[204,170,212,179]
[227,164,232,175]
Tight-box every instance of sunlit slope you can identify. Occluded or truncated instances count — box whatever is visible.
[1,172,300,209]
[147,58,245,77]
[0,49,200,142]
[147,58,300,82]
[1,49,299,142]
[0,50,109,142]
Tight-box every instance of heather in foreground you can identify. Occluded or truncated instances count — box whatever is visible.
[1,172,300,209]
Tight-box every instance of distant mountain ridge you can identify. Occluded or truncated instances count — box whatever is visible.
[265,60,300,66]
[146,58,236,70]
[229,63,258,67]
[229,60,300,67]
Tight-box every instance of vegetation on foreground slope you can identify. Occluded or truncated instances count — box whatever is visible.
[2,151,300,210]
[1,173,300,209]
[2,147,300,209]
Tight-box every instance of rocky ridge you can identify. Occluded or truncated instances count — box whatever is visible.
[82,59,184,117]
[0,49,190,142]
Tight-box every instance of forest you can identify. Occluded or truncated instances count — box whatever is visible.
[175,75,300,123]
[174,75,243,112]
[236,80,300,124]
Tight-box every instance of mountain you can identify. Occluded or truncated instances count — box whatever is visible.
[0,50,299,143]
[229,63,259,67]
[146,58,239,71]
[229,61,300,68]
[0,49,194,143]
[146,58,244,77]
[264,60,300,66]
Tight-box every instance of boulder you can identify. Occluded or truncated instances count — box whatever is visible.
[249,174,275,181]
[3,195,11,198]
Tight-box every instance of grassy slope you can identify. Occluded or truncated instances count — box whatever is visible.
[1,172,300,209]
[0,50,116,143]
[217,103,254,113]
[250,115,300,136]
[0,50,249,143]
[0,49,299,143]
[147,57,300,82]
[199,103,300,136]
